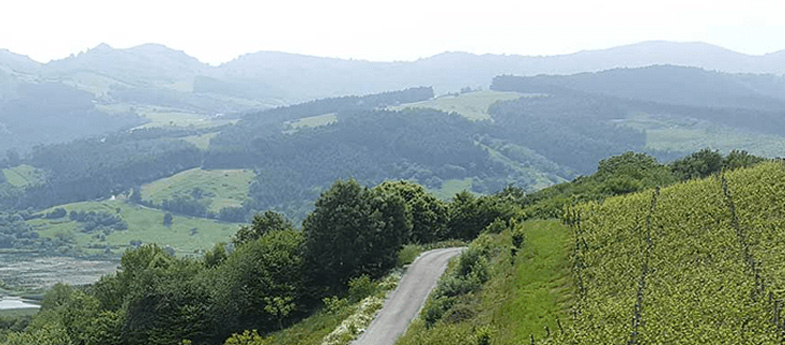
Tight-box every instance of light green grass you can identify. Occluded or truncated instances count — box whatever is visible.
[181,132,217,150]
[619,113,785,157]
[28,199,241,256]
[284,113,338,134]
[390,91,539,121]
[395,220,573,345]
[430,178,473,200]
[100,104,234,129]
[141,168,255,213]
[259,307,356,345]
[1,165,46,188]
[493,219,572,342]
[646,127,785,157]
[137,111,217,128]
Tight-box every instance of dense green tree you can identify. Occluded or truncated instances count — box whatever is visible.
[232,211,295,246]
[302,179,408,295]
[203,242,228,268]
[163,212,173,227]
[445,191,517,240]
[669,148,724,180]
[212,230,304,337]
[723,150,765,171]
[374,180,447,243]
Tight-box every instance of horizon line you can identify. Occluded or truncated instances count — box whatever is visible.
[2,39,784,67]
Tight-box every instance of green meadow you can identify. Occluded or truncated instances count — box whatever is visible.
[391,90,538,121]
[29,199,241,256]
[141,168,255,213]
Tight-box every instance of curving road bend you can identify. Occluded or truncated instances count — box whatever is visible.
[353,247,464,345]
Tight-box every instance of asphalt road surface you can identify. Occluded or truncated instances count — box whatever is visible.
[353,247,464,345]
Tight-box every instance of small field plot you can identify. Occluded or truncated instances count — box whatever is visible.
[1,165,47,188]
[141,168,255,213]
[390,90,539,121]
[29,200,241,256]
[283,113,338,134]
[618,113,785,157]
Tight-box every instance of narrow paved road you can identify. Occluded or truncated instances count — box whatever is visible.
[354,247,464,345]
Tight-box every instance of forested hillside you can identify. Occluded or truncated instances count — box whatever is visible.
[2,41,785,155]
[5,63,785,224]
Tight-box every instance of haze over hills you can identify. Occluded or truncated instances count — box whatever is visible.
[1,40,784,154]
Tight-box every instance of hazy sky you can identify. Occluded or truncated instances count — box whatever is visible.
[1,0,783,65]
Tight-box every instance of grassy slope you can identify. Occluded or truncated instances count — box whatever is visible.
[285,113,338,131]
[390,91,533,121]
[141,168,255,213]
[620,113,785,157]
[97,103,234,129]
[1,165,46,188]
[29,199,240,256]
[430,178,474,200]
[396,219,573,345]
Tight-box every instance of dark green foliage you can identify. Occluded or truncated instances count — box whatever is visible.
[303,179,409,295]
[163,212,173,227]
[670,148,765,181]
[217,206,249,223]
[203,242,228,268]
[347,275,376,303]
[211,87,435,149]
[723,150,766,171]
[212,230,304,338]
[0,211,37,248]
[520,150,767,220]
[487,93,646,174]
[492,68,785,137]
[374,180,449,243]
[422,240,491,328]
[669,148,724,180]
[69,210,128,233]
[128,186,143,204]
[232,210,295,246]
[17,135,201,210]
[446,191,517,240]
[521,152,678,219]
[160,195,210,218]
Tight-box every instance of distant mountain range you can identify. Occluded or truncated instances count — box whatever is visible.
[2,40,784,101]
[1,40,784,154]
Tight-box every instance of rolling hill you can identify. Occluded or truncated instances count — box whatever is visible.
[1,41,784,156]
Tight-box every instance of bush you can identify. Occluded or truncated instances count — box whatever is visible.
[322,296,349,314]
[483,218,507,234]
[398,244,422,266]
[348,275,376,302]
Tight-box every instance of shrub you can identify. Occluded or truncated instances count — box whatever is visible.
[348,275,376,303]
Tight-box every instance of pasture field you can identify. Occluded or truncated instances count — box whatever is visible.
[390,90,537,121]
[283,113,338,134]
[619,113,785,157]
[141,168,255,213]
[1,165,46,188]
[28,199,241,256]
[430,178,474,200]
